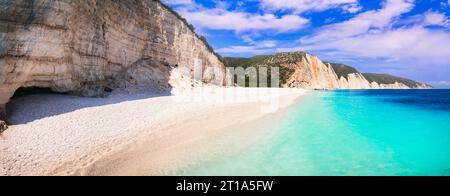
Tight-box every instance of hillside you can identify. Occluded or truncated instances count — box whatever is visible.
[328,63,359,79]
[362,73,427,88]
[224,52,431,90]
[328,63,431,88]
[223,55,296,87]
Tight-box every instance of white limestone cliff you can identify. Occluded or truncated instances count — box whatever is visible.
[278,52,431,90]
[0,0,227,125]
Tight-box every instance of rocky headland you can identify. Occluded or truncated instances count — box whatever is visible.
[224,52,432,90]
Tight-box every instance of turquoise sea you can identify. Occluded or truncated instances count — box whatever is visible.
[182,90,450,176]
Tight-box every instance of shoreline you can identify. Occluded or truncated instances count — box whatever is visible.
[79,92,306,176]
[0,87,307,176]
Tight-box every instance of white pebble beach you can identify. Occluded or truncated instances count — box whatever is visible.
[0,87,307,176]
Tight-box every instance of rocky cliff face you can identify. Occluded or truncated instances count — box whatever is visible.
[337,73,372,89]
[224,52,432,90]
[288,52,432,89]
[282,53,376,90]
[278,52,340,89]
[283,52,431,90]
[0,0,227,123]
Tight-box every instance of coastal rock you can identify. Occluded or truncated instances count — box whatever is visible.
[281,52,430,90]
[0,120,6,134]
[0,104,6,133]
[371,82,409,89]
[224,52,432,90]
[0,0,227,123]
[416,83,434,89]
[337,73,372,89]
[282,53,340,89]
[362,73,432,89]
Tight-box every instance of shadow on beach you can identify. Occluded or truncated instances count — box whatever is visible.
[6,87,172,125]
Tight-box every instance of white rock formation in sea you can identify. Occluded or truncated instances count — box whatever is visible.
[0,0,227,127]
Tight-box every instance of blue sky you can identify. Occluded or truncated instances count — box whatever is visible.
[163,0,450,88]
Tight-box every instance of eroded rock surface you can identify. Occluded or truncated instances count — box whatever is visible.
[224,52,431,90]
[283,53,432,90]
[0,0,227,122]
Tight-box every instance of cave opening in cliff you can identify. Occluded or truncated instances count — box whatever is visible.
[5,87,70,121]
[11,87,68,98]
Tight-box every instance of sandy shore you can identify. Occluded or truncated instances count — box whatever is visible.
[0,87,307,176]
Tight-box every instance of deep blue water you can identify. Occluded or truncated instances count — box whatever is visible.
[181,90,450,176]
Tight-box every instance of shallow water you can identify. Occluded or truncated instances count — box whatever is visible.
[179,90,450,176]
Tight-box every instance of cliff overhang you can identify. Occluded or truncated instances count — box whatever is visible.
[0,0,228,131]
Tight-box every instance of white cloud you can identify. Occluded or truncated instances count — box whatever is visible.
[278,0,450,81]
[164,0,450,82]
[177,7,309,33]
[286,27,450,64]
[165,0,310,42]
[259,0,359,14]
[216,46,272,54]
[299,0,415,44]
[256,40,277,48]
[236,1,245,7]
[440,0,450,8]
[423,11,450,27]
[217,41,277,54]
[213,0,231,10]
[395,10,450,29]
[162,0,194,6]
[341,3,362,14]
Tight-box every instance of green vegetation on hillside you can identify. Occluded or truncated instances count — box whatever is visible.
[224,53,428,88]
[223,55,296,87]
[328,62,427,88]
[223,55,271,68]
[362,73,423,88]
[328,63,359,79]
[156,2,429,89]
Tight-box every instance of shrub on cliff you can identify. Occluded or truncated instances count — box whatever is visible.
[223,56,295,87]
[0,120,7,134]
